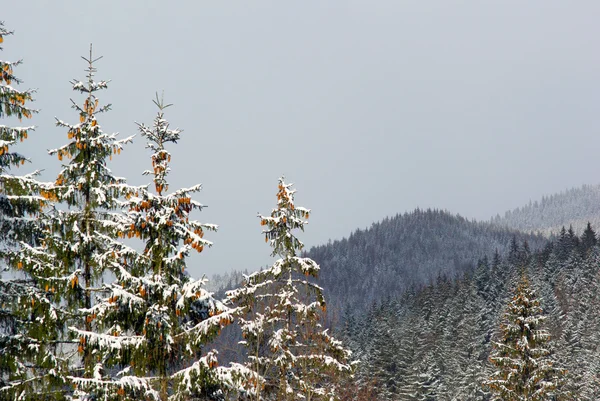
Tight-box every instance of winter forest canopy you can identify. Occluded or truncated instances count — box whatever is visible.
[2,19,600,401]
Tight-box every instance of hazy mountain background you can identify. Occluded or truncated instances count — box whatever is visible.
[305,209,545,317]
[492,183,600,236]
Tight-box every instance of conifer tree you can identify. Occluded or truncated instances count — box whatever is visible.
[10,46,139,400]
[579,222,596,256]
[485,274,565,400]
[0,21,40,247]
[0,22,64,401]
[227,178,353,401]
[70,94,238,401]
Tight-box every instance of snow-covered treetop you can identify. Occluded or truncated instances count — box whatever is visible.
[225,178,321,296]
[126,94,217,263]
[47,45,133,208]
[0,22,26,94]
[259,177,310,259]
[0,21,43,250]
[136,92,181,196]
[503,275,548,338]
[0,22,37,172]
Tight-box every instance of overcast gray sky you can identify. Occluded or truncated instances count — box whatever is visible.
[4,1,600,277]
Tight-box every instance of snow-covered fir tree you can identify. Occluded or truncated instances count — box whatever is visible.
[485,274,565,400]
[227,178,353,401]
[0,21,39,245]
[0,23,64,401]
[70,94,240,401]
[10,46,139,400]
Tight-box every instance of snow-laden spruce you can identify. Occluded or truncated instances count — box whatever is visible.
[485,274,566,400]
[8,46,144,401]
[0,23,66,401]
[0,21,39,246]
[71,94,242,401]
[227,178,354,401]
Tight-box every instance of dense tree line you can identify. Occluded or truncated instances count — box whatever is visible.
[307,208,547,318]
[347,225,600,400]
[492,184,600,236]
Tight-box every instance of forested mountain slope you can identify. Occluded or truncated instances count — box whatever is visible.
[208,208,547,366]
[491,183,600,235]
[306,208,546,315]
[347,224,600,400]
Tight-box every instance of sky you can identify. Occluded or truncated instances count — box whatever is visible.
[3,1,600,277]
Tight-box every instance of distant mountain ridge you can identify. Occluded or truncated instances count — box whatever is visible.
[491,183,600,236]
[306,208,546,315]
[210,209,547,317]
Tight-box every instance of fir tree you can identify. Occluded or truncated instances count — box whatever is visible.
[11,46,138,400]
[70,94,239,401]
[485,274,565,400]
[0,21,39,246]
[579,222,596,256]
[0,22,65,401]
[227,178,353,401]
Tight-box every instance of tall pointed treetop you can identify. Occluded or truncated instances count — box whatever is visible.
[485,274,566,400]
[49,44,133,208]
[261,176,311,259]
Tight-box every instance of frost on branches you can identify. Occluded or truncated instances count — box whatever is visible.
[0,23,65,401]
[6,46,141,400]
[71,94,237,401]
[0,21,40,246]
[227,178,353,401]
[485,274,566,401]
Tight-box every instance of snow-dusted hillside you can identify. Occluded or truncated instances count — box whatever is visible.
[306,208,546,315]
[349,230,599,399]
[491,184,600,236]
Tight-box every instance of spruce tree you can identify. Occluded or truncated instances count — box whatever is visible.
[485,274,565,400]
[11,46,139,400]
[579,222,596,256]
[0,22,65,401]
[70,94,238,401]
[0,22,38,243]
[0,21,41,250]
[227,178,353,401]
